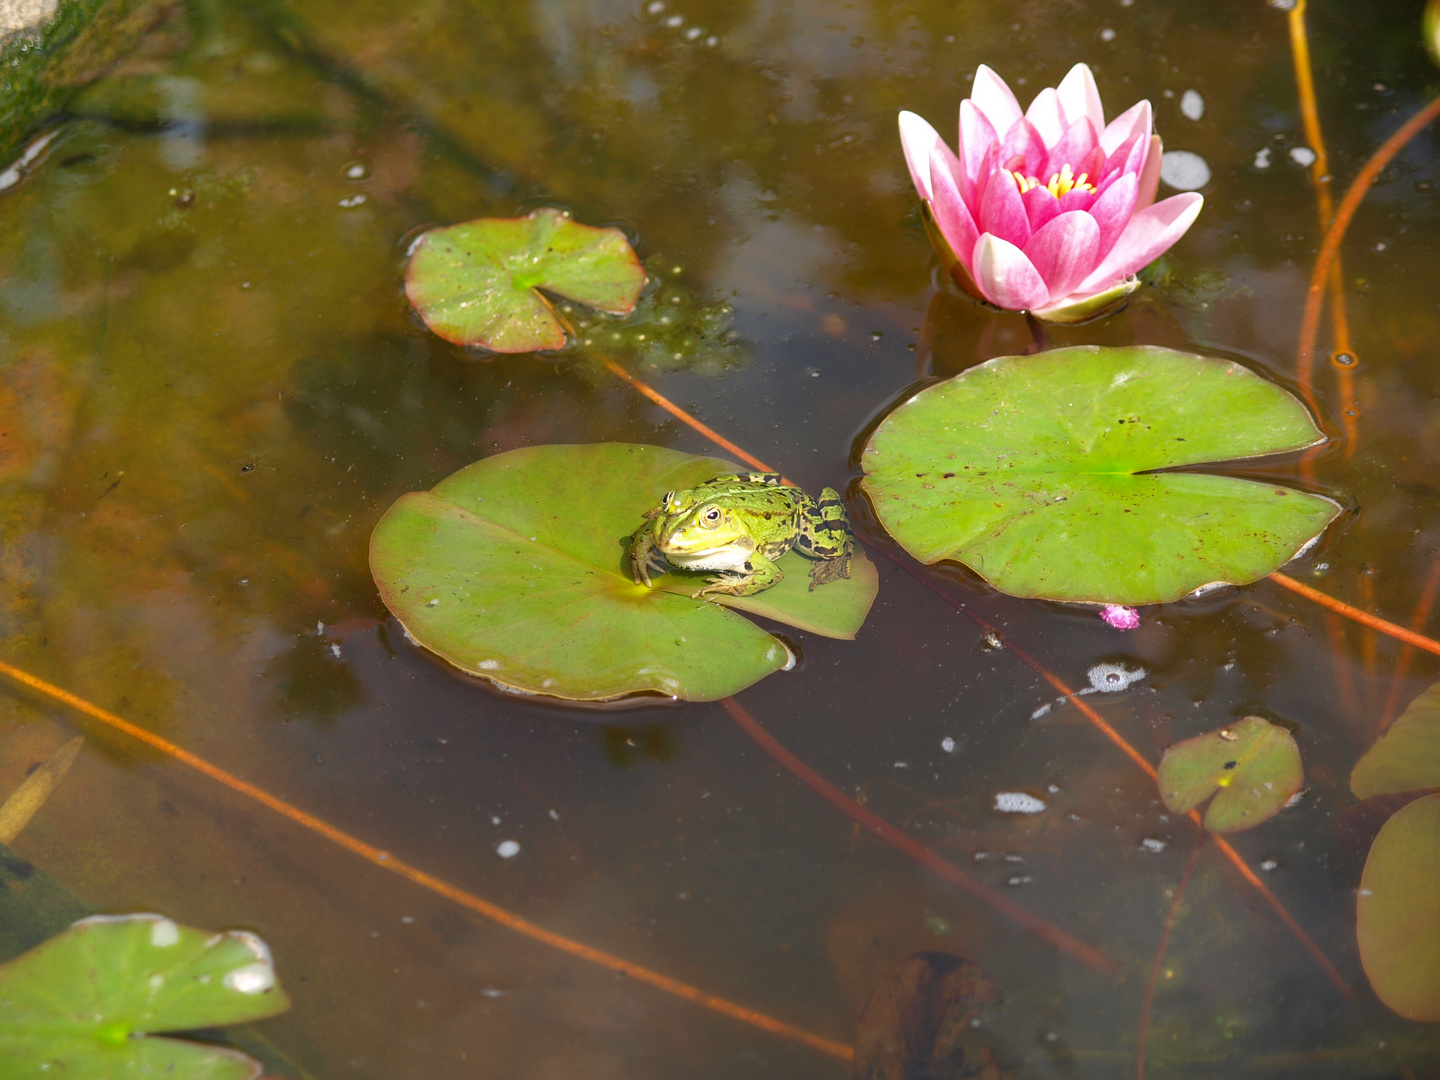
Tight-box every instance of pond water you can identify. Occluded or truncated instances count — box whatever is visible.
[1,0,1439,1075]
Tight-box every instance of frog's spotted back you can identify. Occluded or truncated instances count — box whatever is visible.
[628,471,855,598]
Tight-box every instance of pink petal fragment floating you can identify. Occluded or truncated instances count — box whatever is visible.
[1101,604,1140,630]
[898,64,1204,323]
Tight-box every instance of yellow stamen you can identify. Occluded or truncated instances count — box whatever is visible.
[1011,170,1039,193]
[1012,163,1099,199]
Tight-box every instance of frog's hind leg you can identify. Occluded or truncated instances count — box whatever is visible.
[800,486,854,590]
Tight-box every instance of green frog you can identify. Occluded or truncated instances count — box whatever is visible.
[628,472,854,598]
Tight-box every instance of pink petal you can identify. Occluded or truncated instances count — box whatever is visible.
[1021,184,1061,234]
[898,110,944,201]
[1000,117,1048,178]
[972,233,1049,311]
[958,101,999,213]
[1024,86,1065,147]
[970,65,1023,137]
[977,165,1031,248]
[1100,131,1142,183]
[929,145,980,274]
[1136,134,1163,212]
[1056,63,1104,130]
[1057,185,1097,214]
[1087,171,1138,257]
[1076,192,1204,293]
[1041,116,1100,183]
[1100,99,1152,157]
[1101,605,1140,630]
[1024,211,1101,303]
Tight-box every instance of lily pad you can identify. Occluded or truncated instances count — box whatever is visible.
[1357,793,1440,1021]
[0,914,289,1079]
[1352,681,1440,799]
[405,207,646,353]
[1156,716,1303,833]
[368,444,878,702]
[860,346,1341,605]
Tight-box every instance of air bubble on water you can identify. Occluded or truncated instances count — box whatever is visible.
[645,0,665,11]
[1006,875,1033,886]
[1139,836,1169,854]
[994,792,1046,814]
[1253,147,1272,170]
[1289,146,1317,167]
[683,25,704,41]
[1160,150,1210,190]
[1085,662,1146,693]
[1030,702,1052,720]
[343,161,370,181]
[1099,27,1116,42]
[497,840,521,858]
[1260,858,1278,872]
[1180,89,1204,121]
[941,736,956,753]
[663,13,683,27]
[338,193,367,208]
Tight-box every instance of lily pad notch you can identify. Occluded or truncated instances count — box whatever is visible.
[861,345,1342,606]
[405,207,646,353]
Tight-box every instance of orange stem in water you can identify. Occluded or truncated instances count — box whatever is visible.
[0,657,853,1063]
[1379,550,1440,730]
[720,696,1115,974]
[1296,93,1440,404]
[1270,572,1440,658]
[1137,838,1205,1080]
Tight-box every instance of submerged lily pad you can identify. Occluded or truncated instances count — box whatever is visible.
[1357,793,1440,1021]
[1156,716,1303,833]
[369,444,878,702]
[1352,681,1440,799]
[0,914,289,1079]
[861,346,1340,605]
[405,207,646,353]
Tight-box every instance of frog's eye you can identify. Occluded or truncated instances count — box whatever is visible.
[701,506,722,525]
[662,490,675,507]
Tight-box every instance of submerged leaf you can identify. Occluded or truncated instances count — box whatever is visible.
[860,346,1340,605]
[0,914,289,1079]
[0,736,83,845]
[852,952,1005,1080]
[1357,793,1440,1021]
[405,207,646,353]
[1156,716,1303,833]
[369,444,877,702]
[1352,681,1440,799]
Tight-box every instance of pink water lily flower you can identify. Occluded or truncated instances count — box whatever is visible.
[899,63,1203,323]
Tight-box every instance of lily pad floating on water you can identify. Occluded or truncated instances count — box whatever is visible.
[861,345,1341,605]
[369,444,878,702]
[0,914,289,1079]
[1351,680,1440,799]
[1357,792,1440,1021]
[1156,716,1303,833]
[405,207,646,353]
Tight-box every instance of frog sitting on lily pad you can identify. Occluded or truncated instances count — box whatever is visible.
[369,444,878,703]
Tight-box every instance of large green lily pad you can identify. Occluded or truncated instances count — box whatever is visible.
[0,914,289,1079]
[405,207,646,353]
[1352,681,1440,799]
[860,346,1341,605]
[369,444,878,702]
[1156,716,1304,833]
[1357,793,1440,1021]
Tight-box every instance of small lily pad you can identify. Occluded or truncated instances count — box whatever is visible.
[405,207,646,353]
[1352,680,1440,799]
[368,444,878,702]
[1156,716,1303,833]
[860,346,1341,605]
[1357,793,1440,1021]
[0,914,289,1079]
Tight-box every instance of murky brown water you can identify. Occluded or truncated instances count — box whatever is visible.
[1,0,1439,1075]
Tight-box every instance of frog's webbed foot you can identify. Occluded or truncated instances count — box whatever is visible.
[807,551,852,590]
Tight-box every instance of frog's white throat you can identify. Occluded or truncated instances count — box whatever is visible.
[665,546,753,574]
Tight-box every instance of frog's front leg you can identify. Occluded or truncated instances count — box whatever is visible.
[693,552,784,599]
[628,522,660,588]
[799,486,855,590]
